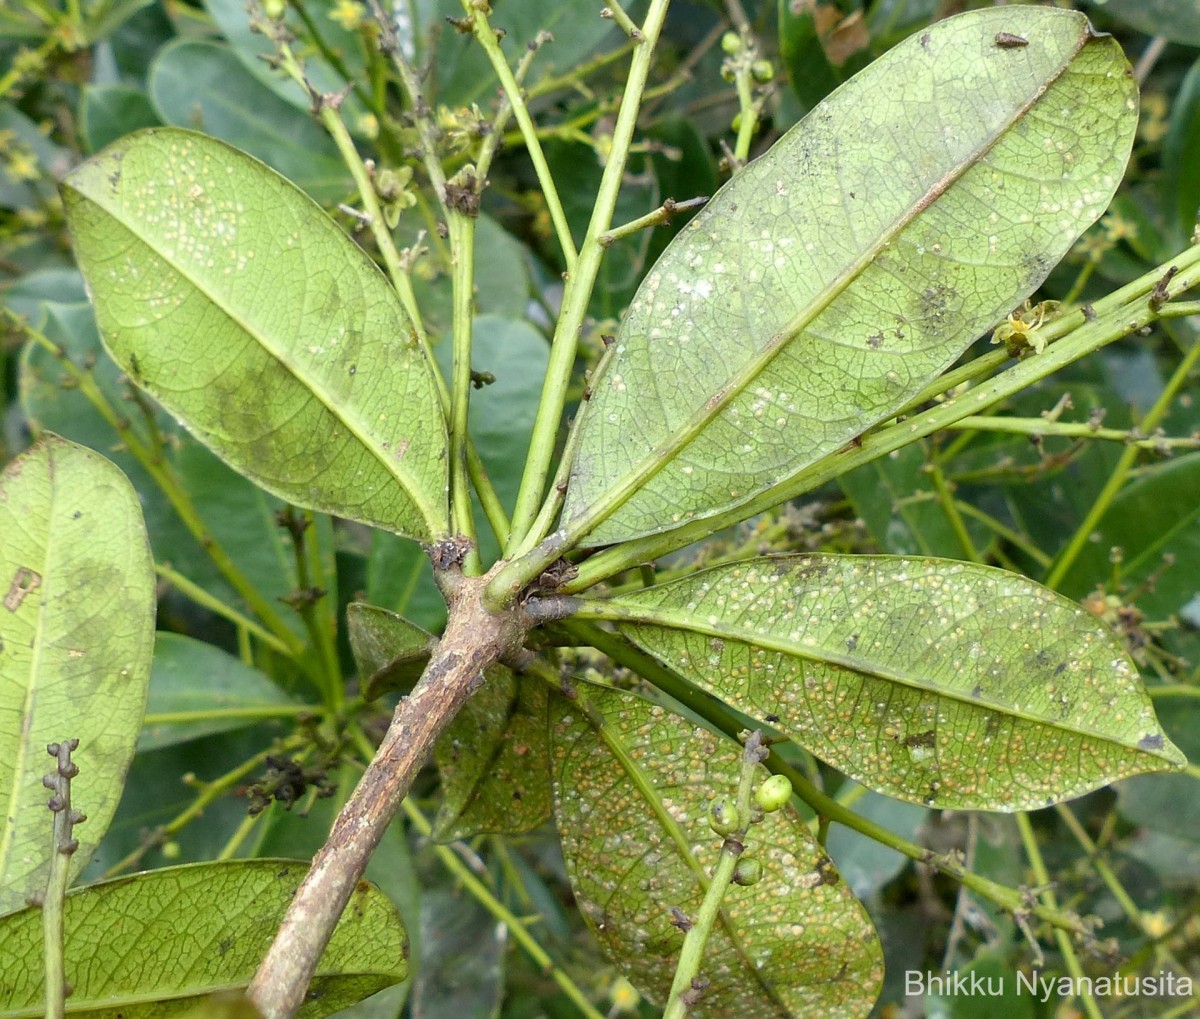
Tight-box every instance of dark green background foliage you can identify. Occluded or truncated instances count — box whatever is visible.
[2,1,1199,1017]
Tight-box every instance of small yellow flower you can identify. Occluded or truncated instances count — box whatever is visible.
[1139,94,1169,145]
[328,0,366,32]
[1102,211,1138,245]
[6,146,39,183]
[607,975,640,1013]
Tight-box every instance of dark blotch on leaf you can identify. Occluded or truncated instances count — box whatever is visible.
[1138,733,1164,751]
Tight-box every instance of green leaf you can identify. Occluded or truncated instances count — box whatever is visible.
[79,84,161,154]
[0,435,155,914]
[365,532,446,632]
[562,7,1137,546]
[19,302,308,640]
[1059,453,1200,620]
[148,40,351,204]
[0,860,406,1017]
[582,556,1184,810]
[839,441,990,558]
[1086,0,1200,47]
[61,128,449,541]
[201,0,372,132]
[346,602,433,701]
[1164,55,1200,249]
[778,0,869,111]
[139,633,302,751]
[551,684,883,1017]
[433,669,551,841]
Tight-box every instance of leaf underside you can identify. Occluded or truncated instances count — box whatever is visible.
[0,435,155,914]
[596,556,1184,811]
[563,7,1137,546]
[0,860,406,1018]
[551,684,883,1018]
[61,128,448,541]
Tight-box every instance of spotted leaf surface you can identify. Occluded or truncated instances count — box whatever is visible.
[583,556,1184,810]
[62,128,448,541]
[0,435,155,914]
[551,685,882,1018]
[0,860,406,1017]
[433,668,551,841]
[562,7,1136,546]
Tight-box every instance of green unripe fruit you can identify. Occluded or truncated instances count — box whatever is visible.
[751,60,775,83]
[732,858,763,886]
[721,31,742,54]
[755,774,793,812]
[262,0,286,19]
[708,796,739,836]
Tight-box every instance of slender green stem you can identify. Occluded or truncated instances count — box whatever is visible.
[1150,685,1200,700]
[602,0,641,38]
[14,317,304,653]
[1044,324,1200,588]
[948,414,1199,450]
[448,213,482,572]
[1157,300,1200,317]
[276,39,511,548]
[1053,803,1185,972]
[1016,813,1102,1019]
[143,705,315,726]
[302,511,343,705]
[396,794,608,1019]
[288,0,378,118]
[463,2,577,268]
[283,511,343,706]
[731,54,759,166]
[502,0,673,555]
[663,734,763,1019]
[562,243,1200,594]
[600,196,709,247]
[155,563,293,656]
[217,812,263,861]
[928,464,980,563]
[953,502,1052,568]
[41,740,82,1019]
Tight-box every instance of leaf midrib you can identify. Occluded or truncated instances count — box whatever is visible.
[65,173,446,536]
[568,29,1090,545]
[593,601,1173,758]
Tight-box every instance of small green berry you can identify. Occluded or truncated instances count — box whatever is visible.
[755,774,792,813]
[733,858,763,886]
[708,796,739,837]
[751,60,775,83]
[721,31,742,54]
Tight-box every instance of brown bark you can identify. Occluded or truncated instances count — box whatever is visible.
[247,573,525,1018]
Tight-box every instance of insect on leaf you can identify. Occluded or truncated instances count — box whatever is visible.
[562,7,1137,546]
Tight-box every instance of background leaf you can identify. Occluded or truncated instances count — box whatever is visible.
[139,633,303,752]
[0,435,155,914]
[562,7,1137,546]
[433,669,551,841]
[62,128,448,541]
[590,555,1184,810]
[551,684,883,1018]
[148,40,351,204]
[0,860,406,1017]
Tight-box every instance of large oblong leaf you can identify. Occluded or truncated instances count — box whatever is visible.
[61,128,448,541]
[0,435,155,914]
[551,684,883,1017]
[562,6,1137,546]
[0,860,406,1017]
[576,556,1185,811]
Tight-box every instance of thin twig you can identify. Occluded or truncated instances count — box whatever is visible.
[41,739,85,1019]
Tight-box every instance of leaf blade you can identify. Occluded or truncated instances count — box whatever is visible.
[563,7,1137,545]
[551,684,883,1017]
[0,435,156,914]
[589,556,1184,810]
[61,128,448,541]
[0,860,406,1018]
